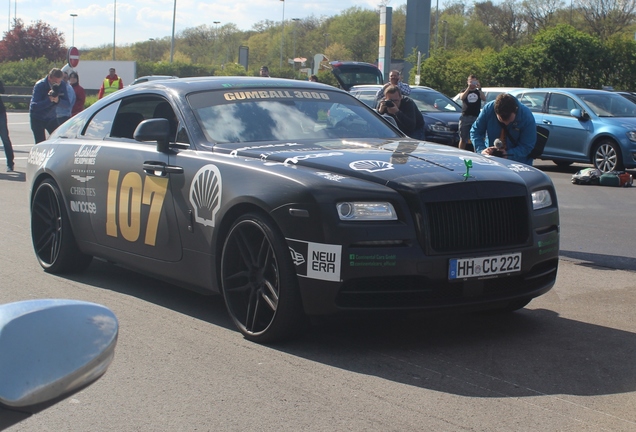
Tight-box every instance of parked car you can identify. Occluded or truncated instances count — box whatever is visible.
[453,87,527,107]
[329,61,383,91]
[27,77,559,343]
[130,75,178,85]
[0,299,118,430]
[509,88,636,172]
[615,90,636,105]
[350,84,461,145]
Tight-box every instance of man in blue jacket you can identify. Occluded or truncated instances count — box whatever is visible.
[470,93,537,165]
[29,68,70,143]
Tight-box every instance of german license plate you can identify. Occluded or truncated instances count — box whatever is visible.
[449,253,522,280]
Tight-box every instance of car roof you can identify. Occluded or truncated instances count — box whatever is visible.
[511,88,618,95]
[350,84,440,92]
[124,76,346,94]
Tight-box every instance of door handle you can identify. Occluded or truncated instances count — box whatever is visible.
[542,120,552,125]
[143,161,184,176]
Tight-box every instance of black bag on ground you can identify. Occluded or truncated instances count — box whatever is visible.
[571,168,602,185]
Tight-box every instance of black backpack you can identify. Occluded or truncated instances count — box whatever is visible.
[530,125,549,159]
[501,124,549,159]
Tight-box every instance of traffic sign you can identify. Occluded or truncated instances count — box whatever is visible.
[68,47,80,68]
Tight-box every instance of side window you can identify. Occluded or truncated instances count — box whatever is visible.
[548,94,579,116]
[83,101,120,140]
[518,92,546,113]
[152,100,189,144]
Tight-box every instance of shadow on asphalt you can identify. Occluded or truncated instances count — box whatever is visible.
[0,170,25,182]
[60,257,636,402]
[560,249,636,271]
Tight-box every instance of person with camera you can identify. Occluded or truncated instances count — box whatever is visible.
[377,85,424,140]
[29,68,70,144]
[470,93,536,165]
[458,74,485,151]
[0,80,15,171]
[55,71,76,127]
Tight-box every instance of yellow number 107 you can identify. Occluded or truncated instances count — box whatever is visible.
[106,170,169,246]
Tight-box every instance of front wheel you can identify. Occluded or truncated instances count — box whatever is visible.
[220,213,308,343]
[31,179,93,273]
[593,140,623,173]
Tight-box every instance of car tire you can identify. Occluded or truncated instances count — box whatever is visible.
[31,179,93,273]
[220,213,308,343]
[593,139,623,173]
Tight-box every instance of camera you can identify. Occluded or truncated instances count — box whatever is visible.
[48,83,60,98]
[471,80,478,86]
[492,138,505,157]
[385,100,394,108]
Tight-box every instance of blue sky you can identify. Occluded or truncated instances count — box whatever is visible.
[2,0,408,49]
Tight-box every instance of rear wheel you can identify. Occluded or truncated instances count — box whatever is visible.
[31,179,93,273]
[593,140,623,173]
[220,213,307,343]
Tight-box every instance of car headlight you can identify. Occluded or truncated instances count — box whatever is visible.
[532,189,552,210]
[427,123,451,132]
[627,131,636,142]
[336,202,397,220]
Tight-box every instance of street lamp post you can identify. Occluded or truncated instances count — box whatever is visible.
[112,0,116,60]
[279,0,285,69]
[292,18,300,69]
[70,14,77,47]
[434,0,439,50]
[149,38,154,61]
[442,20,448,49]
[170,0,177,63]
[213,21,220,65]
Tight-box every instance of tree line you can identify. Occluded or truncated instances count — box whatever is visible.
[1,0,635,97]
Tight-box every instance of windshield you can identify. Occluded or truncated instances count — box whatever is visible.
[580,93,636,117]
[188,88,401,143]
[409,90,460,113]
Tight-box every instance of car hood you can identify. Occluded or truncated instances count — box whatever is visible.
[217,139,540,190]
[595,116,636,130]
[421,112,461,128]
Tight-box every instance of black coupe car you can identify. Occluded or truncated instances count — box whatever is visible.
[27,77,559,343]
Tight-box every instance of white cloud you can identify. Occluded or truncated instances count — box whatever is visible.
[2,0,406,48]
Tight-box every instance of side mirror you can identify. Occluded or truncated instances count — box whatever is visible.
[570,108,588,120]
[134,118,171,153]
[0,299,118,430]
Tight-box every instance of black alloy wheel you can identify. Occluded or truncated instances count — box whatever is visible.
[31,179,92,273]
[220,213,307,343]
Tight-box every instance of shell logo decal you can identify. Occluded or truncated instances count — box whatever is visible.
[349,160,394,172]
[189,164,222,227]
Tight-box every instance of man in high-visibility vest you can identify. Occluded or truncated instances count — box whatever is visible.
[97,67,124,99]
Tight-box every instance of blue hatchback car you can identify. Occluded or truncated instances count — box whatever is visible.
[509,88,636,172]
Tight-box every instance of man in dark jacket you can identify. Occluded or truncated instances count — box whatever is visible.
[377,85,425,140]
[29,68,69,144]
[0,80,14,171]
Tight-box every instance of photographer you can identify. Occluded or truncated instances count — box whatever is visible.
[29,68,70,143]
[377,85,424,140]
[458,74,485,151]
